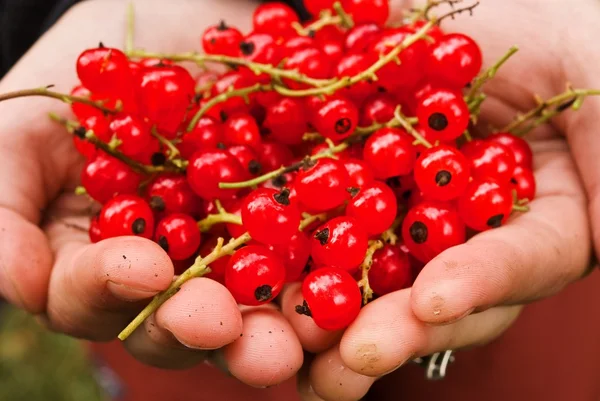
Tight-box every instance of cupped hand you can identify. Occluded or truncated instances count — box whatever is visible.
[288,0,600,399]
[0,0,304,388]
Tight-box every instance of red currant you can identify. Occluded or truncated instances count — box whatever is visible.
[228,145,262,177]
[311,216,368,273]
[264,97,307,145]
[89,215,102,243]
[511,166,536,200]
[344,23,381,53]
[304,0,336,16]
[225,245,285,305]
[299,267,361,331]
[76,45,132,97]
[202,21,244,56]
[428,33,482,88]
[468,141,516,183]
[458,178,513,231]
[283,47,332,89]
[283,35,315,58]
[81,152,141,203]
[487,132,533,169]
[359,93,397,126]
[416,88,470,142]
[187,149,247,200]
[346,181,397,236]
[257,141,294,172]
[343,158,374,188]
[223,113,262,150]
[402,201,466,263]
[201,238,232,284]
[295,158,351,212]
[210,71,255,116]
[146,174,201,217]
[239,32,282,65]
[311,96,359,141]
[336,53,378,104]
[270,232,311,282]
[319,38,345,66]
[179,117,223,159]
[155,214,202,261]
[369,245,411,296]
[99,194,154,240]
[414,145,471,201]
[363,127,417,179]
[253,2,299,39]
[242,188,301,245]
[109,114,152,159]
[342,0,389,26]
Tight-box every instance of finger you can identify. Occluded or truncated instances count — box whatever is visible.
[223,306,304,388]
[123,277,242,369]
[45,233,174,340]
[297,354,326,401]
[279,283,342,353]
[309,344,376,401]
[340,289,522,377]
[410,144,590,324]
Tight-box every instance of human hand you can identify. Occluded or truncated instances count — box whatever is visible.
[0,0,305,389]
[282,0,598,399]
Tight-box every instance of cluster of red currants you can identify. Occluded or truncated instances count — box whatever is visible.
[68,0,535,332]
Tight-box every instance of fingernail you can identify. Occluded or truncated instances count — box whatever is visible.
[106,281,160,302]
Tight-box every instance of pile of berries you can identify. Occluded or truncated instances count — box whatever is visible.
[65,0,535,332]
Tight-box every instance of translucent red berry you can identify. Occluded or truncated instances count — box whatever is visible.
[179,117,223,158]
[468,141,516,183]
[201,239,232,284]
[155,214,202,261]
[81,152,141,204]
[270,232,311,282]
[283,47,332,89]
[223,113,262,150]
[342,0,390,26]
[76,45,132,97]
[304,0,336,15]
[253,2,299,39]
[187,149,247,200]
[336,53,378,103]
[343,158,374,188]
[346,181,397,236]
[511,166,536,200]
[89,215,102,243]
[428,33,482,88]
[416,88,470,142]
[458,178,513,231]
[228,145,262,177]
[239,32,282,65]
[99,194,155,240]
[109,114,152,159]
[264,97,307,145]
[359,93,396,126]
[242,188,301,245]
[299,267,361,331]
[257,141,294,172]
[369,245,412,296]
[146,174,201,217]
[414,145,471,201]
[202,21,244,56]
[344,23,381,53]
[295,158,351,212]
[488,132,533,169]
[225,245,285,306]
[311,96,359,141]
[311,216,368,273]
[402,201,466,263]
[363,127,417,179]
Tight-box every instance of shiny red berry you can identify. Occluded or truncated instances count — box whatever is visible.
[81,153,141,203]
[428,33,482,88]
[283,47,332,89]
[311,216,368,273]
[109,114,152,159]
[201,238,232,284]
[402,201,466,263]
[264,97,307,145]
[257,141,294,172]
[270,232,311,282]
[253,2,299,39]
[223,113,262,150]
[241,188,301,245]
[458,178,513,231]
[89,215,102,243]
[414,145,471,201]
[135,64,195,137]
[228,145,262,177]
[155,214,202,261]
[99,194,154,240]
[239,32,282,65]
[468,141,516,183]
[511,166,536,201]
[346,181,397,236]
[299,267,361,331]
[319,38,345,65]
[179,117,223,158]
[225,245,285,306]
[416,88,470,142]
[76,45,132,96]
[336,53,378,103]
[202,21,244,56]
[146,174,201,217]
[363,127,417,179]
[344,23,381,53]
[369,245,412,296]
[487,132,533,169]
[311,96,359,141]
[342,0,389,26]
[304,0,336,15]
[211,71,255,116]
[343,158,374,188]
[295,158,351,212]
[359,93,396,126]
[187,149,246,200]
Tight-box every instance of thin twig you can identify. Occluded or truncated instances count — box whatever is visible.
[0,87,119,114]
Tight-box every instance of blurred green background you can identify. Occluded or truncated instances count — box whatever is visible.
[0,305,105,401]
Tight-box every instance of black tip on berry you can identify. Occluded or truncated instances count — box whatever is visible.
[254,285,273,302]
[216,142,227,150]
[409,221,428,244]
[151,152,167,166]
[149,196,166,212]
[248,160,262,176]
[307,29,316,38]
[435,170,452,186]
[157,235,169,253]
[271,175,287,188]
[428,112,449,131]
[402,190,412,200]
[295,300,312,317]
[74,126,87,138]
[131,218,146,235]
[386,177,401,188]
[239,41,256,56]
[377,86,387,93]
[510,177,518,185]
[217,19,228,30]
[273,188,291,206]
[98,41,105,48]
[347,187,360,198]
[219,110,228,122]
[314,228,330,246]
[487,214,504,228]
[335,118,352,134]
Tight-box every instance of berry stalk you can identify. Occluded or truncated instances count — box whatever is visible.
[293,1,354,36]
[465,46,519,107]
[197,212,242,232]
[357,240,384,305]
[274,20,436,97]
[0,86,120,114]
[394,106,432,148]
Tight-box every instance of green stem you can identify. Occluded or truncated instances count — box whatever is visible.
[512,204,529,213]
[197,213,242,232]
[117,233,252,341]
[128,49,335,88]
[187,83,270,132]
[394,107,432,148]
[151,127,181,160]
[0,87,120,114]
[124,2,135,55]
[465,46,519,104]
[298,213,328,231]
[273,20,435,97]
[357,240,384,305]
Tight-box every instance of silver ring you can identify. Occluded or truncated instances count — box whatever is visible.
[412,350,455,380]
